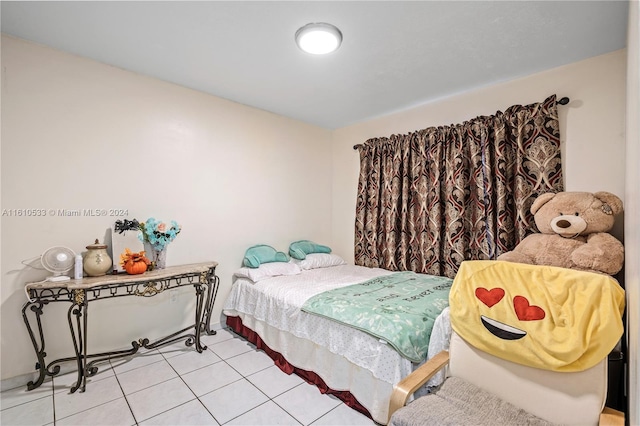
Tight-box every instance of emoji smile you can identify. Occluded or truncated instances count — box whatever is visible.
[481,315,527,340]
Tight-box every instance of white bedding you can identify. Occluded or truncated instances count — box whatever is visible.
[222,264,452,423]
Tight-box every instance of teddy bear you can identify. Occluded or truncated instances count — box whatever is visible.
[497,191,624,276]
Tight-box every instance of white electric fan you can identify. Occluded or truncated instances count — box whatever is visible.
[40,246,75,282]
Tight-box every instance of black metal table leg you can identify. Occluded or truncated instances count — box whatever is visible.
[81,290,89,392]
[68,289,86,393]
[201,268,219,336]
[21,299,57,390]
[193,283,207,352]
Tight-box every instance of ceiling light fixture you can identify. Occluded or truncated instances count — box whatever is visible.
[295,22,342,55]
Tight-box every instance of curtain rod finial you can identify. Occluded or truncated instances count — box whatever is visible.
[557,97,570,105]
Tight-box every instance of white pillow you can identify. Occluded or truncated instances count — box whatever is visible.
[233,262,301,283]
[293,253,347,270]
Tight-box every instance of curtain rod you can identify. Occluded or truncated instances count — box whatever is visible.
[352,96,571,150]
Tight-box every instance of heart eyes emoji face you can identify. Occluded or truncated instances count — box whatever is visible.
[513,296,546,321]
[475,288,505,307]
[475,287,546,340]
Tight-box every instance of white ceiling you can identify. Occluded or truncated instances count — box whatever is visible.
[0,1,629,129]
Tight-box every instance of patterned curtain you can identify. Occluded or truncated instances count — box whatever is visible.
[354,95,563,278]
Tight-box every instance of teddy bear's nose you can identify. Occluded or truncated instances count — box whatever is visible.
[556,219,572,228]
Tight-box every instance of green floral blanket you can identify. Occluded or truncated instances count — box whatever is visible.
[301,271,453,362]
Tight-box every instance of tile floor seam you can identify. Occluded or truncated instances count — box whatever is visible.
[221,358,273,400]
[51,386,57,425]
[310,404,337,426]
[134,396,201,425]
[244,369,303,400]
[110,356,165,376]
[53,391,127,424]
[111,364,139,425]
[118,374,177,398]
[219,399,273,426]
[193,396,220,425]
[52,366,113,396]
[0,388,52,411]
[159,350,200,397]
[195,369,272,425]
[143,350,214,424]
[268,398,305,426]
[195,375,246,400]
[48,358,135,424]
[270,384,312,425]
[223,353,273,378]
[54,397,130,425]
[158,344,244,401]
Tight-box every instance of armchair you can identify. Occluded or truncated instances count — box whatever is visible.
[388,332,624,425]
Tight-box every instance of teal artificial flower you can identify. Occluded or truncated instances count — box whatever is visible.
[137,217,181,251]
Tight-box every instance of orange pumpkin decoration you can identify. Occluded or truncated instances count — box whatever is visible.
[120,249,151,275]
[124,258,148,274]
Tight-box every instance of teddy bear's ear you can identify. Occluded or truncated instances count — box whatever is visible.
[594,191,624,215]
[530,192,557,214]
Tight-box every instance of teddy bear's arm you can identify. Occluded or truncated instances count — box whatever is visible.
[497,236,538,264]
[570,233,624,275]
[497,250,533,264]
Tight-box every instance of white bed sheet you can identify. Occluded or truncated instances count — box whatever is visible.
[223,264,451,386]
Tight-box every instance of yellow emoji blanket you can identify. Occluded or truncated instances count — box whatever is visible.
[450,260,625,372]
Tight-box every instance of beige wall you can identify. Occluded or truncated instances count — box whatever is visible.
[624,0,639,423]
[0,35,333,381]
[331,50,627,263]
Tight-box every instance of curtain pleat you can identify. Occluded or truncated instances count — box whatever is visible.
[354,95,563,278]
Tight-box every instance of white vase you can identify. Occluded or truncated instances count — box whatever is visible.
[143,242,167,269]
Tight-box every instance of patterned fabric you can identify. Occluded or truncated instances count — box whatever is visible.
[354,95,564,278]
[301,271,452,362]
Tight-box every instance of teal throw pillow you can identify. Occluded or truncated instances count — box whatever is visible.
[243,244,288,268]
[288,240,331,260]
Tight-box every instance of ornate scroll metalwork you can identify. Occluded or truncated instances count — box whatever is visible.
[21,262,219,393]
[73,289,85,305]
[134,280,168,296]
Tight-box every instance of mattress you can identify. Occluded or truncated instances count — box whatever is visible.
[222,264,452,423]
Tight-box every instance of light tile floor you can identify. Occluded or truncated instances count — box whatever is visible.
[1,329,377,425]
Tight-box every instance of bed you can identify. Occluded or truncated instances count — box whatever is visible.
[222,258,453,424]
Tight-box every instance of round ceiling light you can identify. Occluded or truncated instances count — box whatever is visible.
[295,22,342,55]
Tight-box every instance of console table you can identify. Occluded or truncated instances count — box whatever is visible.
[22,262,219,393]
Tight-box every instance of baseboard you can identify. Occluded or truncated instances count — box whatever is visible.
[209,321,223,333]
[1,362,80,392]
[1,371,38,392]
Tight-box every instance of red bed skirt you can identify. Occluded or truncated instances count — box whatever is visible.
[225,315,372,420]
